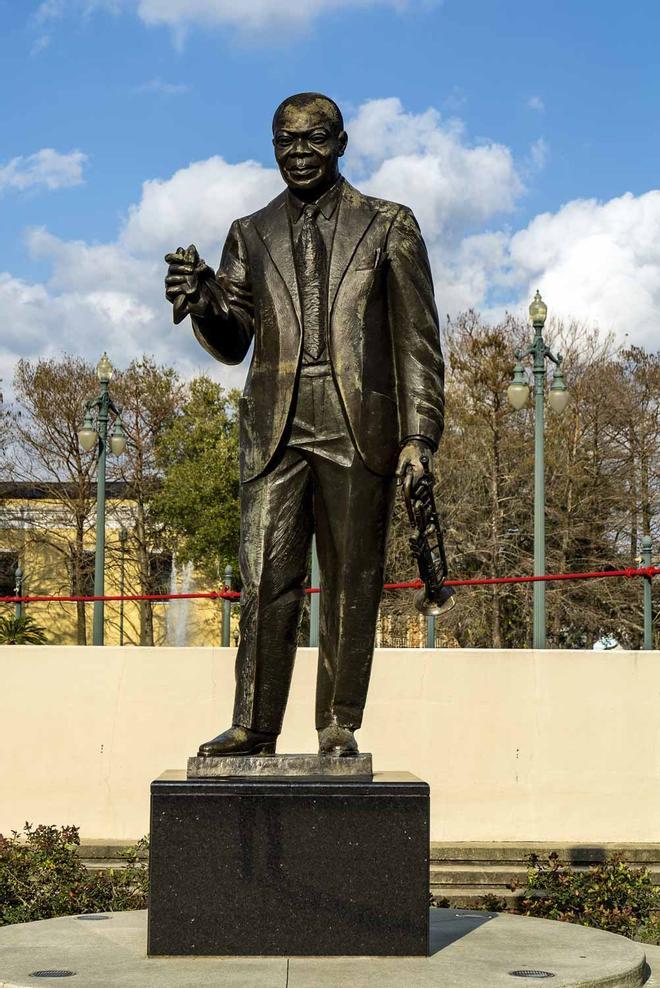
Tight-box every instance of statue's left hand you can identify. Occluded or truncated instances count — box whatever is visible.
[395,439,434,486]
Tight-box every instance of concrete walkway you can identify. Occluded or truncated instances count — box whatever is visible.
[643,943,660,986]
[0,909,650,987]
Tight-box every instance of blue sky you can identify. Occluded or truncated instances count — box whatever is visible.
[0,0,658,387]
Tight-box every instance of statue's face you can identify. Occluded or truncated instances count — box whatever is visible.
[273,101,347,196]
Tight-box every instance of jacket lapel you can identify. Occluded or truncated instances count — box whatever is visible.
[253,181,376,326]
[253,192,302,325]
[328,181,377,314]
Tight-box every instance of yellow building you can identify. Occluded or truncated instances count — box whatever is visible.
[0,482,235,646]
[0,483,452,648]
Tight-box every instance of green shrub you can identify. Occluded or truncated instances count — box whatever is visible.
[515,852,660,940]
[0,614,48,644]
[0,823,148,926]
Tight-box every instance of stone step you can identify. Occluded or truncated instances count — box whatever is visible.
[429,862,660,887]
[430,885,524,909]
[78,840,145,857]
[430,865,528,888]
[430,842,660,865]
[84,859,130,872]
[77,840,146,871]
[77,841,660,902]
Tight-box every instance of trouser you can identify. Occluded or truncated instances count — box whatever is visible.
[233,364,396,734]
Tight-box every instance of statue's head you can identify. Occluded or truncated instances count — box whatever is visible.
[272,92,348,199]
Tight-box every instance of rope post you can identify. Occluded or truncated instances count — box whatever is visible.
[641,536,654,650]
[426,614,435,648]
[222,564,233,648]
[14,563,24,620]
[309,536,320,647]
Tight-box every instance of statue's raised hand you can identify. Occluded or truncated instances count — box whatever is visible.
[164,244,215,324]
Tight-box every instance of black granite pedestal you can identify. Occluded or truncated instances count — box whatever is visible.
[147,770,429,956]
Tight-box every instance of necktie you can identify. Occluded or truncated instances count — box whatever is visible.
[295,203,327,362]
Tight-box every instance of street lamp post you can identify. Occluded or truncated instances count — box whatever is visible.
[309,536,320,647]
[507,292,570,648]
[78,354,126,646]
[119,526,128,646]
[222,564,233,648]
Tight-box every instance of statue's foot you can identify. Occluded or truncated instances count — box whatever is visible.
[318,725,359,757]
[198,725,278,757]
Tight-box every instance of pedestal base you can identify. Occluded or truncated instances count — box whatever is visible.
[147,769,429,956]
[187,752,373,778]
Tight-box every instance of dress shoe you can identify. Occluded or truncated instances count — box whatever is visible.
[318,725,359,757]
[198,725,278,757]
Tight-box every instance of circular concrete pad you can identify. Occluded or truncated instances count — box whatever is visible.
[0,909,648,987]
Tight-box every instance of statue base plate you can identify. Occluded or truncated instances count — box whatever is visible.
[148,770,429,956]
[187,752,373,779]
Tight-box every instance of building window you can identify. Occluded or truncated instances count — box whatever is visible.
[148,552,172,595]
[0,551,19,596]
[70,549,95,597]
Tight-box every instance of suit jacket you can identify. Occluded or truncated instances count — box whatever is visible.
[192,179,444,482]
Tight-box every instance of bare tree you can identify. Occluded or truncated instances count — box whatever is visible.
[383,313,658,648]
[108,357,186,646]
[8,357,98,643]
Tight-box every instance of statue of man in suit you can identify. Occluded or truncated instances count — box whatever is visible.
[165,93,444,757]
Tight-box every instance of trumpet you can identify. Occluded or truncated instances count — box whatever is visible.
[403,454,456,618]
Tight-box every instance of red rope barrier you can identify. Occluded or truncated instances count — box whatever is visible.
[386,565,659,591]
[0,566,656,605]
[0,590,241,604]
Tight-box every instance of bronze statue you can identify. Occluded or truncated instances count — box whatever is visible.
[165,93,444,757]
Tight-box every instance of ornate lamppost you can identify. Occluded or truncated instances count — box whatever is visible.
[78,354,126,646]
[507,292,570,648]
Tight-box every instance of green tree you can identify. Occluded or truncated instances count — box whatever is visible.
[154,377,241,586]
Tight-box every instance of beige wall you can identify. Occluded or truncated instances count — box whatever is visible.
[1,646,658,843]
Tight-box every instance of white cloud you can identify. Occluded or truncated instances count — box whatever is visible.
[0,154,283,392]
[348,98,523,240]
[528,137,548,171]
[495,191,660,350]
[30,34,51,56]
[121,157,282,259]
[1,98,658,401]
[0,149,87,194]
[137,0,430,38]
[134,77,192,95]
[33,0,433,41]
[528,96,545,113]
